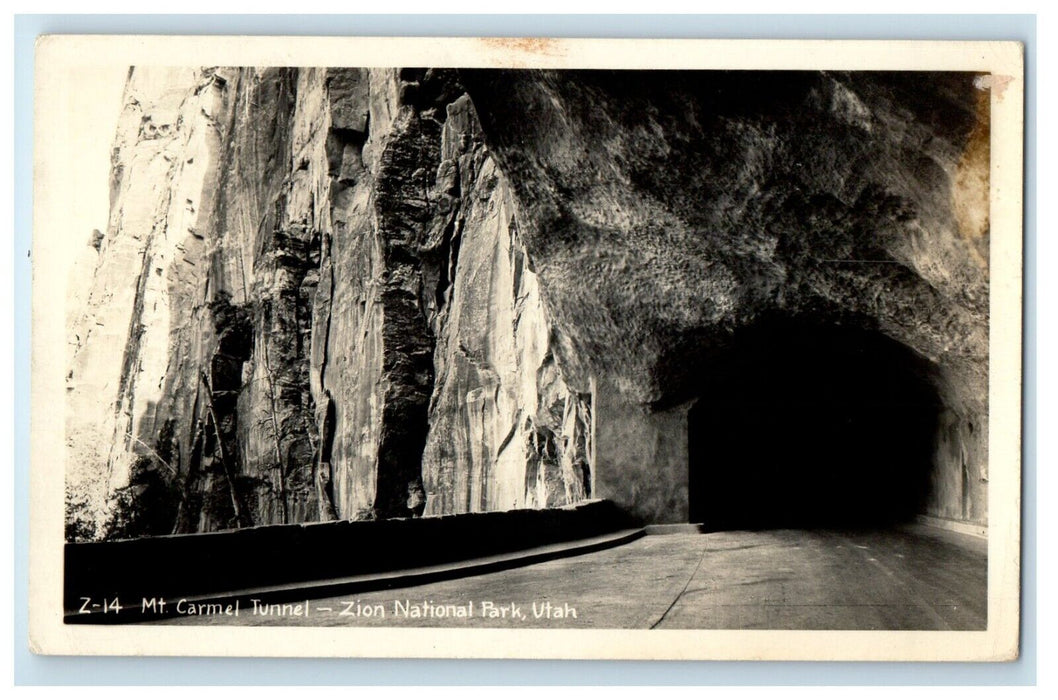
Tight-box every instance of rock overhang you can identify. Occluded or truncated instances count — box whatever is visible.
[456,68,989,412]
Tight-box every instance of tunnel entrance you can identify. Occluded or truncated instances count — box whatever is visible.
[687,320,941,530]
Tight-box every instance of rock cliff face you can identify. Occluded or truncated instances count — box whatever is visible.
[458,70,990,525]
[66,67,990,539]
[66,67,593,538]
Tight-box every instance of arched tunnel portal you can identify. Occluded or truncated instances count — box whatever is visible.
[686,320,942,530]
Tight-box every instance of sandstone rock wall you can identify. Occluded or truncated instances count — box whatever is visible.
[421,96,592,515]
[66,67,992,539]
[66,67,592,539]
[459,69,991,526]
[67,66,241,536]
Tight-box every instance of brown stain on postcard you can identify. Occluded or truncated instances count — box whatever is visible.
[480,37,562,60]
[952,76,993,273]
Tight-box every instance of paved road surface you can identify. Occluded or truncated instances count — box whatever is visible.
[158,526,986,630]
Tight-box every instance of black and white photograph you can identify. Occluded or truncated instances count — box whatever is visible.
[29,36,1024,660]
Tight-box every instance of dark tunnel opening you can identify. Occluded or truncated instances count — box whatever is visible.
[688,320,942,530]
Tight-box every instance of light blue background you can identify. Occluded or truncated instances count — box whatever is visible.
[13,13,1037,685]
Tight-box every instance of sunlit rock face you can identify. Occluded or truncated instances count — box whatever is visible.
[66,67,990,539]
[420,95,593,515]
[66,67,592,538]
[66,67,234,537]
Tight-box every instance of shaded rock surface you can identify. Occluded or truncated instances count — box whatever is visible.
[458,69,990,525]
[66,67,990,538]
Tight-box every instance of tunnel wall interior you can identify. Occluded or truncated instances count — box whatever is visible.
[594,378,691,524]
[928,405,988,524]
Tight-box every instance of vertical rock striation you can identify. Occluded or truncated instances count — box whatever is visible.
[419,95,592,515]
[66,67,592,539]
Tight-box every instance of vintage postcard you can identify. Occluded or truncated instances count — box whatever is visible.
[30,36,1024,660]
